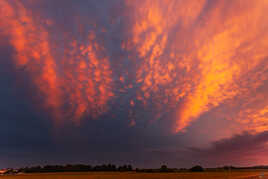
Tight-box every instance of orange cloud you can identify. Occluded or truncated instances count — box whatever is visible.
[1,0,268,134]
[0,1,114,124]
[0,0,62,119]
[62,33,114,124]
[176,0,268,132]
[124,0,268,132]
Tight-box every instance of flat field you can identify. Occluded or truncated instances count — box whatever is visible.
[0,171,267,179]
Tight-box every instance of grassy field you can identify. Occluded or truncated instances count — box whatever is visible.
[0,171,267,179]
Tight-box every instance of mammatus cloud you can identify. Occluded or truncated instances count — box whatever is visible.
[0,1,114,124]
[1,0,268,168]
[1,0,268,133]
[62,34,114,124]
[0,0,62,118]
[123,0,268,132]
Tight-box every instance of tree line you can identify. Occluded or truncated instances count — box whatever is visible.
[16,164,206,173]
[5,164,263,174]
[19,164,133,173]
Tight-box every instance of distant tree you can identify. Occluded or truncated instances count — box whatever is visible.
[223,166,230,170]
[18,163,130,173]
[160,165,168,172]
[112,165,117,171]
[118,166,123,171]
[118,165,128,172]
[93,165,102,171]
[190,165,204,172]
[101,164,107,171]
[179,168,187,171]
[127,165,133,171]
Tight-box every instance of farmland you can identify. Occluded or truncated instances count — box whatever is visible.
[0,171,267,179]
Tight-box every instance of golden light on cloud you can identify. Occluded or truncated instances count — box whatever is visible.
[124,0,268,132]
[0,0,62,119]
[1,0,268,133]
[0,0,114,124]
[63,33,114,124]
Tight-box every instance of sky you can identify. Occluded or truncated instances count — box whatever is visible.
[0,0,268,169]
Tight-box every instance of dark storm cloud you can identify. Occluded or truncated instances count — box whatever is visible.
[147,131,268,168]
[0,1,179,168]
[21,0,125,29]
[0,36,53,168]
[187,131,268,166]
[0,35,184,168]
[202,131,268,154]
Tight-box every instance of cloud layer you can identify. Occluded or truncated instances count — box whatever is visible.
[0,0,268,168]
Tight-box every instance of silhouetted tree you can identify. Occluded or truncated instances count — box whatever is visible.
[190,165,204,172]
[160,165,168,172]
[127,165,133,171]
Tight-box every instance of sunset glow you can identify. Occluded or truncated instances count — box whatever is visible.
[1,0,268,168]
